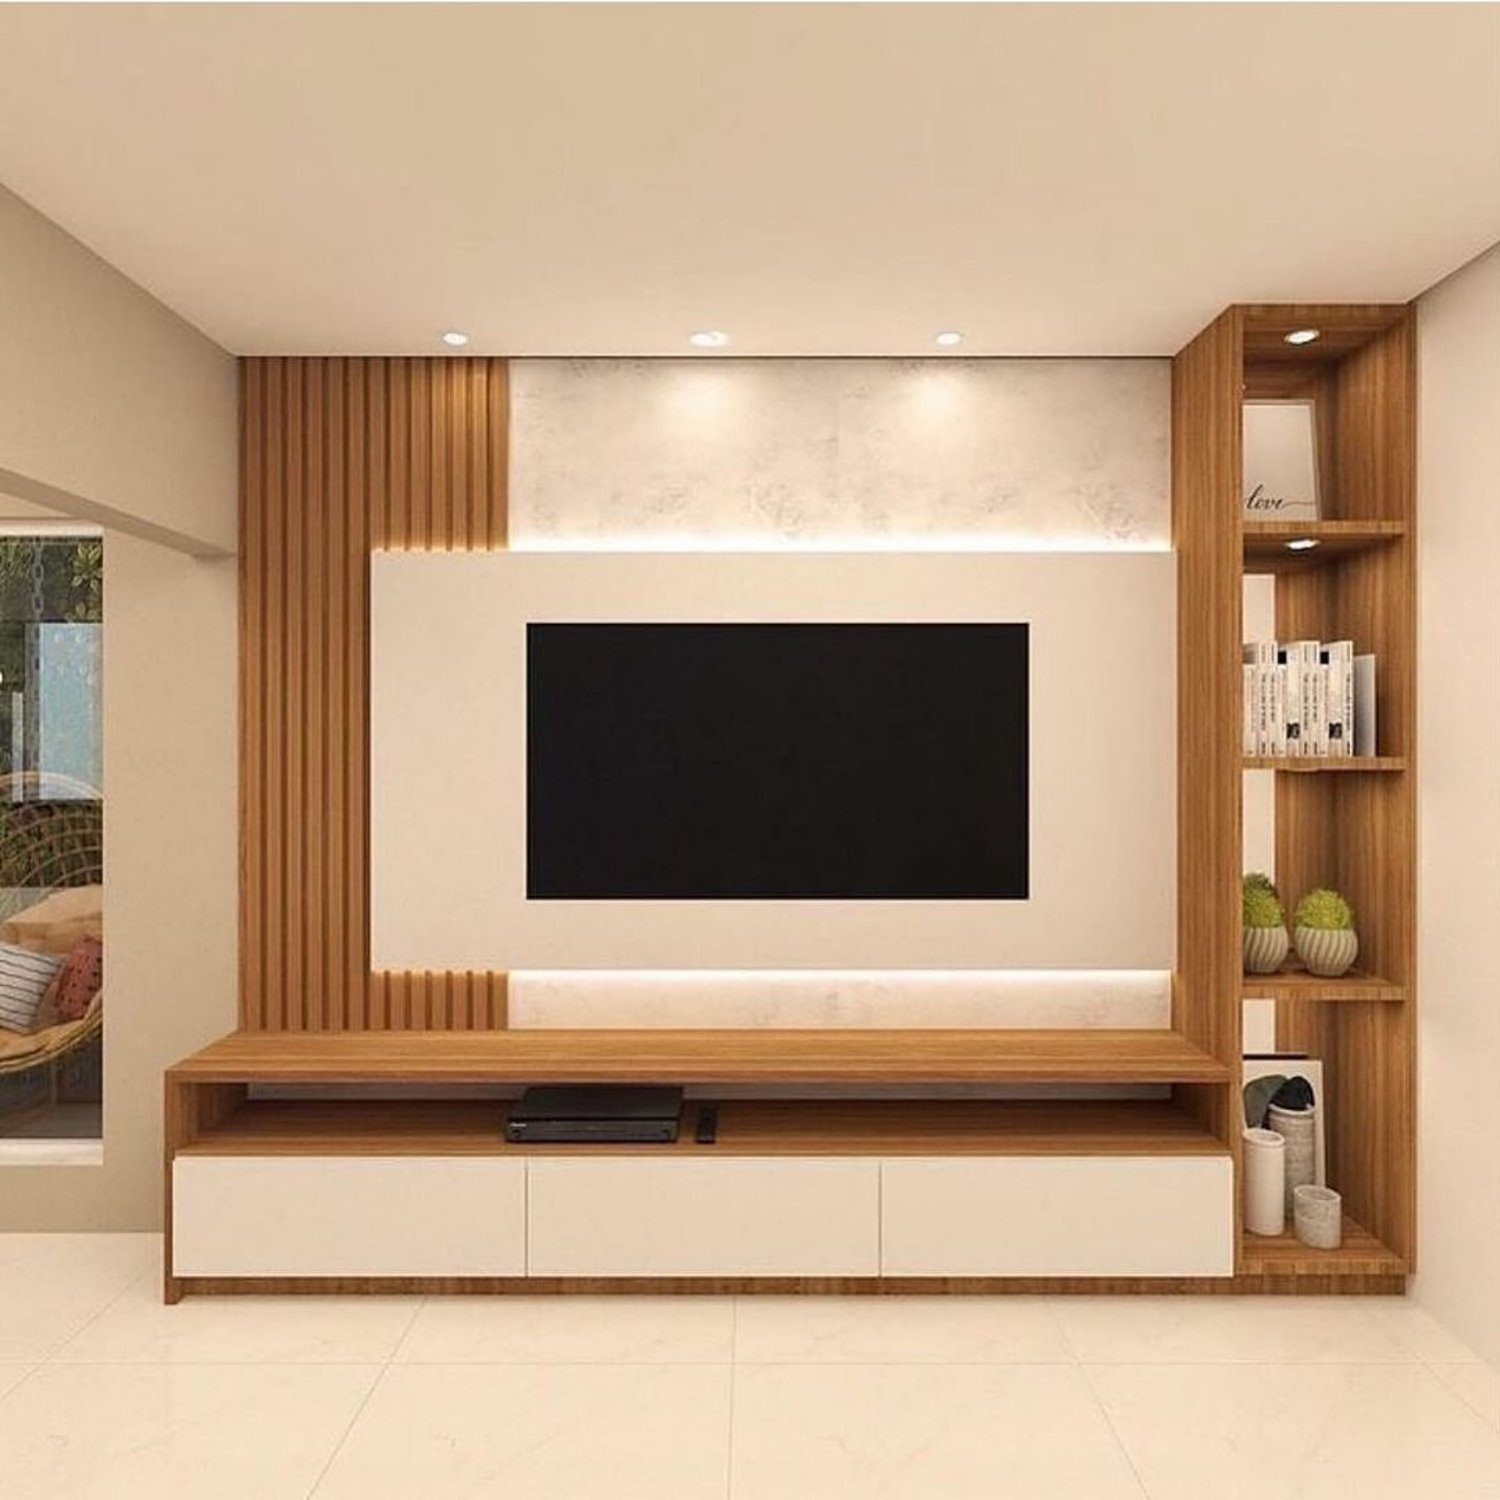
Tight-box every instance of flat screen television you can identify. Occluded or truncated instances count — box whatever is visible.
[527,622,1028,900]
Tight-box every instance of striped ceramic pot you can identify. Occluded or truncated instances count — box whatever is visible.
[1294,925,1359,978]
[1243,924,1290,975]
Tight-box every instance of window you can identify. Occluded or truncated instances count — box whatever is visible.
[0,534,103,1151]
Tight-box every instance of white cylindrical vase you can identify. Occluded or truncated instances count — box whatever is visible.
[1293,1185,1343,1250]
[1243,1127,1287,1236]
[1268,1103,1317,1212]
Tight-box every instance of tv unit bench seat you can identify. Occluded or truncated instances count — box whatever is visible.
[162,1027,1335,1298]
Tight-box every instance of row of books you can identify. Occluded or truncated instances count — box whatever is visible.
[1242,639,1377,758]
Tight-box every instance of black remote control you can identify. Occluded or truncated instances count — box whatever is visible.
[695,1104,718,1145]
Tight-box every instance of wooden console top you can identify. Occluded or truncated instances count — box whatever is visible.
[168,1028,1229,1085]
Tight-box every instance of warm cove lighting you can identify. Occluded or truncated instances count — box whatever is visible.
[688,330,730,349]
[934,331,964,348]
[509,534,1171,555]
[1285,537,1321,552]
[516,969,1170,982]
[440,330,470,348]
[1283,328,1321,346]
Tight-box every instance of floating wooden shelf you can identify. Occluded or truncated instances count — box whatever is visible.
[169,1029,1231,1086]
[179,1097,1228,1159]
[1243,520,1405,574]
[1241,966,1405,1003]
[1240,1215,1407,1278]
[1243,756,1406,773]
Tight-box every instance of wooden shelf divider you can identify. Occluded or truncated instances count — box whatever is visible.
[179,1097,1229,1160]
[168,1027,1231,1087]
[1240,1214,1406,1278]
[1243,520,1405,574]
[1243,757,1406,773]
[1241,967,1404,1003]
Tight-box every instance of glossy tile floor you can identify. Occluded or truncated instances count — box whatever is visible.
[1,1236,1498,1499]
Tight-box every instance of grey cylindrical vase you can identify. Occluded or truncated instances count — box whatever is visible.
[1293,1185,1342,1250]
[1294,925,1359,978]
[1268,1103,1317,1212]
[1243,924,1290,975]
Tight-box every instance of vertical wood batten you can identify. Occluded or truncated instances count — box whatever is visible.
[240,357,509,1031]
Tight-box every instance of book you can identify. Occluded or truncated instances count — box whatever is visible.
[1324,641,1354,757]
[1242,642,1278,756]
[1278,646,1303,756]
[1284,641,1323,756]
[1354,654,1378,756]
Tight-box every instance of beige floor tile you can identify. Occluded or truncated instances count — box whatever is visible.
[55,1276,422,1363]
[1362,1296,1492,1363]
[1428,1360,1500,1433]
[0,1233,157,1362]
[314,1362,732,1500]
[1088,1360,1500,1500]
[729,1363,1146,1499]
[1053,1294,1409,1364]
[0,1361,379,1499]
[396,1293,733,1363]
[734,1293,1069,1363]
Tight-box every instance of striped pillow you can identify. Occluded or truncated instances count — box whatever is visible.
[0,942,65,1033]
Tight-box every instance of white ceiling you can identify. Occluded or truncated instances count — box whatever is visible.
[0,4,1496,356]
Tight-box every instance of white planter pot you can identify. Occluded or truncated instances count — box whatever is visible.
[1294,925,1359,978]
[1243,924,1290,975]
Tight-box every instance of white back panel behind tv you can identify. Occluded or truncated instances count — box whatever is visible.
[370,551,1174,970]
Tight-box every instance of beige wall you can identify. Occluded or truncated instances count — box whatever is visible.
[0,188,239,1228]
[0,183,236,555]
[1414,242,1500,1365]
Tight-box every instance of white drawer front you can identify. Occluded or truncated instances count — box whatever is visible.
[881,1156,1234,1278]
[527,1157,880,1277]
[173,1156,527,1277]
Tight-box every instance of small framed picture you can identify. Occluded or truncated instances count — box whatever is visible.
[1243,400,1320,521]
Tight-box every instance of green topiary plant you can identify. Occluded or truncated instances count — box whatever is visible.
[1242,872,1285,929]
[1294,888,1354,930]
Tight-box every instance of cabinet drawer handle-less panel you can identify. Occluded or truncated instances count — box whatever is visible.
[881,1157,1234,1278]
[527,1158,880,1277]
[173,1157,527,1278]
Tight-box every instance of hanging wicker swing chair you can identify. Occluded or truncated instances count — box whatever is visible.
[0,772,103,1097]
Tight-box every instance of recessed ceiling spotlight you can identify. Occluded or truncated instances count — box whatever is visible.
[1285,537,1321,552]
[440,330,470,348]
[689,330,730,349]
[934,331,964,348]
[1283,328,1320,346]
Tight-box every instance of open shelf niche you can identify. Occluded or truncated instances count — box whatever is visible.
[1174,302,1416,1283]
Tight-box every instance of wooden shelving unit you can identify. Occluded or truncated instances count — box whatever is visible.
[1175,302,1416,1287]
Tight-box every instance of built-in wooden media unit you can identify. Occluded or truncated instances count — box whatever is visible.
[169,305,1414,1298]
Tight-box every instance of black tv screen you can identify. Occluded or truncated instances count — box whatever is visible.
[527,623,1028,900]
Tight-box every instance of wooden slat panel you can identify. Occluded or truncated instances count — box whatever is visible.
[241,357,509,1031]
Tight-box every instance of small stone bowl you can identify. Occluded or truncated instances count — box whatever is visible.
[1293,1184,1343,1250]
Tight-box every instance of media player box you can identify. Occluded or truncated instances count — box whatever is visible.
[504,1085,684,1144]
